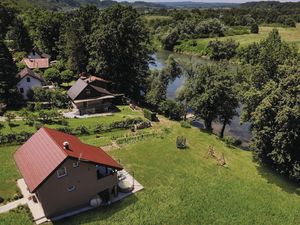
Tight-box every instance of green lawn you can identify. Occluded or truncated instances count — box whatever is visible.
[0,106,143,135]
[1,117,300,224]
[176,24,300,55]
[0,145,21,200]
[143,15,172,21]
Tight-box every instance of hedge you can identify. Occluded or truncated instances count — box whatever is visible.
[143,109,157,121]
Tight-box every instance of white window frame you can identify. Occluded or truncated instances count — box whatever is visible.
[67,185,76,192]
[57,167,67,178]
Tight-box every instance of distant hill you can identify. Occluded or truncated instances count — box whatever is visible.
[0,0,166,10]
[158,2,239,9]
[0,0,241,10]
[240,1,300,9]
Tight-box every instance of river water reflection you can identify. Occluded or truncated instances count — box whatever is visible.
[151,50,252,147]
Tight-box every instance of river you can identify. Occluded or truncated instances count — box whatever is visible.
[151,50,252,148]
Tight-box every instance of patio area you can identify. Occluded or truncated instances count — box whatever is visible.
[17,170,143,224]
[63,109,113,118]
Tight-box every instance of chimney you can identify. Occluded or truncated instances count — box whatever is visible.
[63,141,70,150]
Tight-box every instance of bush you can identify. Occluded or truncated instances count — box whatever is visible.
[180,120,191,128]
[94,123,104,133]
[75,125,89,135]
[37,109,63,123]
[176,136,187,149]
[60,70,74,83]
[143,109,157,121]
[44,68,61,83]
[159,100,184,121]
[56,126,74,134]
[5,112,16,125]
[0,131,33,145]
[223,136,242,147]
[32,87,70,109]
[284,18,296,27]
[13,193,23,200]
[109,118,143,130]
[58,119,69,126]
[34,122,43,130]
[205,39,239,61]
[250,23,259,34]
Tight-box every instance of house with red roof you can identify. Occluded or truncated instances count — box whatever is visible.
[14,127,123,218]
[16,68,46,99]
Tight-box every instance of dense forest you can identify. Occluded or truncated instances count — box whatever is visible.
[0,1,299,183]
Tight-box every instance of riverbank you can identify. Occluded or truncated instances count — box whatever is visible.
[152,50,252,146]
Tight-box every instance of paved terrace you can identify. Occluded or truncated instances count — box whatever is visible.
[0,170,143,224]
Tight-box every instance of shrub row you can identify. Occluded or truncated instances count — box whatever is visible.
[0,131,33,145]
[57,118,145,136]
[0,118,145,145]
[180,120,191,128]
[115,132,160,145]
[223,136,242,147]
[143,109,157,121]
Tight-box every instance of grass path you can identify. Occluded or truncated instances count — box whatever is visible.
[1,117,300,224]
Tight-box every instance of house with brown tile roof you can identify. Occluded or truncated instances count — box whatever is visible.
[16,68,46,99]
[22,58,49,69]
[22,47,51,69]
[67,78,116,115]
[14,127,123,218]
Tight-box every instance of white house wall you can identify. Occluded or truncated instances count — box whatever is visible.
[17,75,43,100]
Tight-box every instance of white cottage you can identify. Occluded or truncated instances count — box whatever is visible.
[16,68,46,100]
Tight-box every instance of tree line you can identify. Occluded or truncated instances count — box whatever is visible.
[0,4,151,106]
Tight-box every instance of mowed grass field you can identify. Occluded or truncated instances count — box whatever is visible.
[176,24,300,55]
[0,106,142,135]
[1,116,300,225]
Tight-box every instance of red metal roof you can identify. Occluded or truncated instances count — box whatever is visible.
[14,127,123,192]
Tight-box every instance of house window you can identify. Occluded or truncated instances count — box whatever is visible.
[26,77,31,83]
[20,88,24,93]
[86,89,91,95]
[57,167,67,178]
[73,162,79,168]
[67,185,76,192]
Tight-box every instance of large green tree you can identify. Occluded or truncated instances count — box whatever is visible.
[0,4,15,39]
[179,63,238,135]
[89,5,151,98]
[238,29,299,122]
[252,72,300,180]
[239,29,300,181]
[58,6,98,73]
[146,56,181,107]
[23,9,64,58]
[206,39,239,61]
[0,40,17,103]
[59,18,88,73]
[6,17,32,52]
